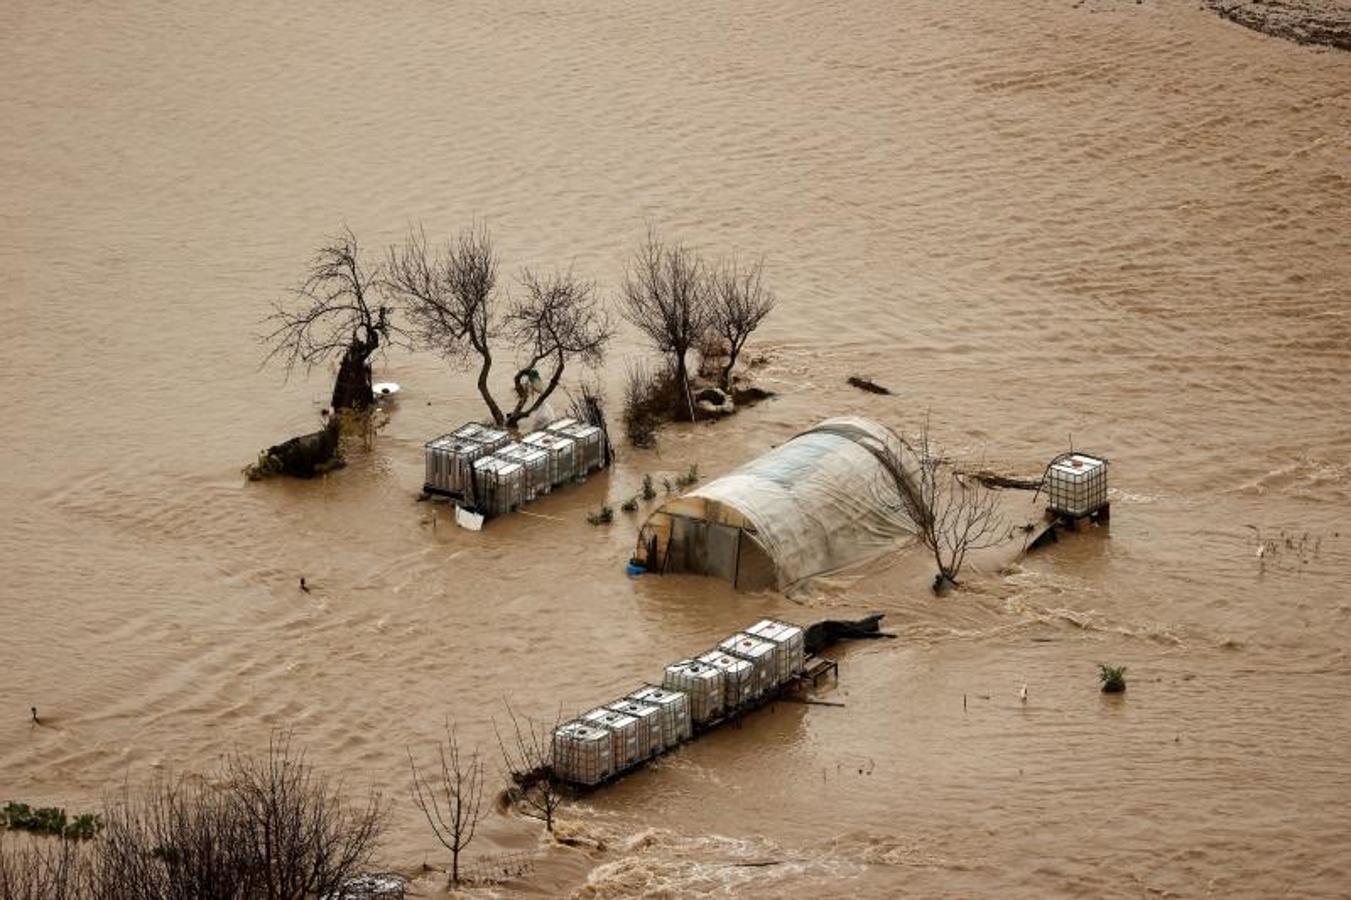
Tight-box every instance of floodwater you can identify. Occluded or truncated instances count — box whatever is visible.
[3,1,1350,896]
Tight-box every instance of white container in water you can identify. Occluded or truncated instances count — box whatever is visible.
[604,698,664,759]
[663,659,726,725]
[719,632,778,696]
[627,685,692,747]
[581,707,642,770]
[522,430,577,486]
[697,650,756,711]
[548,419,605,473]
[552,720,614,786]
[747,619,806,683]
[1046,454,1108,517]
[471,456,525,517]
[452,422,511,452]
[494,442,551,501]
[424,433,496,498]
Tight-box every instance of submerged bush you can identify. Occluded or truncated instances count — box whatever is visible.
[623,361,678,448]
[587,505,614,526]
[1098,664,1127,694]
[641,474,657,501]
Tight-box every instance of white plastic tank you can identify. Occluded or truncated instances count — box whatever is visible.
[581,707,642,770]
[552,720,614,786]
[522,430,577,486]
[747,619,806,683]
[627,685,692,747]
[548,419,605,473]
[471,456,525,517]
[424,433,495,498]
[1046,454,1108,517]
[697,650,756,711]
[452,422,510,452]
[719,632,778,695]
[494,442,551,501]
[662,659,726,725]
[605,698,664,759]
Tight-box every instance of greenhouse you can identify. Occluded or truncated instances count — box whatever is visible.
[632,417,921,590]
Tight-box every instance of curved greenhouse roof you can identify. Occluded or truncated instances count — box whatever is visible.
[633,417,920,590]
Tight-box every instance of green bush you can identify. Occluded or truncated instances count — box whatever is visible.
[1098,664,1127,694]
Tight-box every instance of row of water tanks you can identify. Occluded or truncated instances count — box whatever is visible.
[423,419,606,517]
[552,619,806,786]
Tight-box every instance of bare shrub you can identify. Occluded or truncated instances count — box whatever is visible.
[226,732,385,899]
[895,416,1005,589]
[620,229,712,422]
[568,380,613,466]
[0,832,89,900]
[263,228,402,412]
[622,360,677,448]
[408,722,486,888]
[91,733,384,899]
[709,255,775,390]
[494,705,564,833]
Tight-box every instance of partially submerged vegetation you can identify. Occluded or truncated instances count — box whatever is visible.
[1,803,101,840]
[1099,663,1127,694]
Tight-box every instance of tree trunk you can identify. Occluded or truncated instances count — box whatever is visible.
[673,355,695,422]
[331,343,374,411]
[475,350,505,426]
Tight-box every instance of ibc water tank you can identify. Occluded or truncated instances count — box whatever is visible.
[552,720,614,786]
[747,619,806,683]
[604,698,664,759]
[581,707,642,771]
[1046,454,1108,517]
[662,659,726,725]
[697,650,756,711]
[627,685,693,747]
[719,633,778,695]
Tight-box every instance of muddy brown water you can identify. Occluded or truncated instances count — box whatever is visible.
[3,1,1350,896]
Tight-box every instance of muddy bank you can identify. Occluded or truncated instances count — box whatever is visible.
[1206,0,1351,50]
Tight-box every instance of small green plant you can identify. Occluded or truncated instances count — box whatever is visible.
[641,474,657,501]
[586,505,614,526]
[1,801,102,839]
[620,496,639,513]
[662,477,673,495]
[675,464,700,489]
[1098,664,1127,694]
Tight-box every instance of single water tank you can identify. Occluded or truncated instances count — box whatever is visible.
[604,698,664,759]
[663,659,726,725]
[552,720,614,786]
[627,685,693,747]
[747,619,806,683]
[1046,454,1108,517]
[697,650,756,711]
[581,707,642,770]
[718,632,778,695]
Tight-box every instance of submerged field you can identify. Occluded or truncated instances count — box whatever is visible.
[3,1,1350,896]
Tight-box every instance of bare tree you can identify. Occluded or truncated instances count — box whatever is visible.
[263,228,399,412]
[388,226,609,428]
[493,704,564,833]
[408,722,486,888]
[387,224,503,424]
[503,268,611,427]
[895,416,1005,590]
[225,731,386,900]
[709,255,775,390]
[620,229,712,422]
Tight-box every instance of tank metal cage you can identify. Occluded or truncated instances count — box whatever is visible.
[521,430,578,486]
[552,720,614,786]
[547,419,606,474]
[494,442,551,501]
[1042,453,1109,518]
[470,456,525,517]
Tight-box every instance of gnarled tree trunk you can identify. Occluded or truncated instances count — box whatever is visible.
[331,337,376,412]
